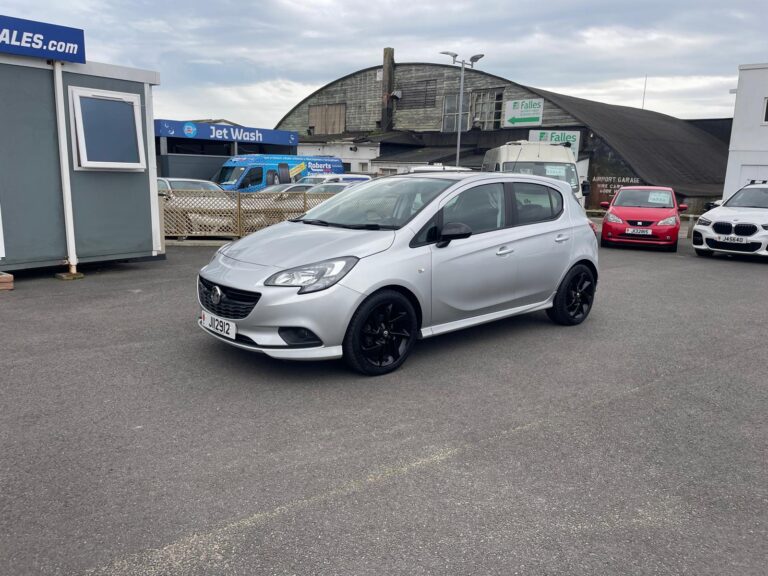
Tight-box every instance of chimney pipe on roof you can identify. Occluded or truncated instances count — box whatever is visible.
[381,47,395,132]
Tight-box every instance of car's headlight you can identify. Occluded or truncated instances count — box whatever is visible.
[657,216,678,226]
[265,257,358,294]
[605,212,623,224]
[698,217,712,227]
[762,224,768,231]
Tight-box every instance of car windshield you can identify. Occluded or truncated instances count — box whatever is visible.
[724,186,768,209]
[308,183,348,193]
[169,180,221,191]
[212,166,246,186]
[298,176,332,184]
[259,184,293,193]
[295,177,453,229]
[502,161,579,191]
[613,188,674,208]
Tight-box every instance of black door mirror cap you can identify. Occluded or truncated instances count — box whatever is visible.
[436,222,473,248]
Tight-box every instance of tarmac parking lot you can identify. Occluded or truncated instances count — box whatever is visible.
[1,241,766,576]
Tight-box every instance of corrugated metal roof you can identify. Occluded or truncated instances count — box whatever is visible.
[528,88,728,196]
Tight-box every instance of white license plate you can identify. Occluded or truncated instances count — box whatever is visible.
[201,310,237,340]
[625,228,652,235]
[716,235,746,244]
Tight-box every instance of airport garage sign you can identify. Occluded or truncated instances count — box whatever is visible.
[0,15,85,63]
[504,98,544,127]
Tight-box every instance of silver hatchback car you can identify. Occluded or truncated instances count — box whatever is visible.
[198,173,598,375]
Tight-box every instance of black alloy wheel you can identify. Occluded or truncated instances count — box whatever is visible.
[343,290,418,375]
[546,264,596,326]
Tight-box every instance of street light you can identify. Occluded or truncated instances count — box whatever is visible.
[440,51,484,166]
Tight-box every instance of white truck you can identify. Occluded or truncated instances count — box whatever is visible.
[481,140,590,206]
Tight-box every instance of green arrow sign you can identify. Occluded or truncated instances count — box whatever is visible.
[507,116,540,125]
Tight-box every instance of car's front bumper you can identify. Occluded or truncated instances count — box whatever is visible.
[692,225,768,256]
[197,252,366,360]
[601,220,679,245]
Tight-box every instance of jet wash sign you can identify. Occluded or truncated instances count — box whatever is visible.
[0,16,85,63]
[155,120,299,147]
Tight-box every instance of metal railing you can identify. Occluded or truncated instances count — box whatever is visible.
[162,191,336,238]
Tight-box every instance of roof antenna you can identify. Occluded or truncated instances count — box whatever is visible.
[641,75,648,109]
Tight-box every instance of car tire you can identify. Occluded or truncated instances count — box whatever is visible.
[546,264,596,326]
[667,240,678,252]
[600,238,611,248]
[343,290,418,376]
[695,248,713,257]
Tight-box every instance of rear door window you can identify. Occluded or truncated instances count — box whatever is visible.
[512,182,563,225]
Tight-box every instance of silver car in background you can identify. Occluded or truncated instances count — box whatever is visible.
[198,173,599,375]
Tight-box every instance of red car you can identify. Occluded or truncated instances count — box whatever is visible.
[600,186,687,252]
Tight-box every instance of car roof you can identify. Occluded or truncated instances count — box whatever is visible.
[161,178,215,183]
[616,185,674,191]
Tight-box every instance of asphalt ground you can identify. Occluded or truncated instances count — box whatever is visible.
[1,241,766,576]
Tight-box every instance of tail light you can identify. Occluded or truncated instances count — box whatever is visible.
[588,221,599,237]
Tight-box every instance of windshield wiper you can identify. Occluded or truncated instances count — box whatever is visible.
[332,223,397,230]
[296,218,330,226]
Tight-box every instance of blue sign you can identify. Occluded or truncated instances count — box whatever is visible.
[0,16,85,64]
[155,119,298,147]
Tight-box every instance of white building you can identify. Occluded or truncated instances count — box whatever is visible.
[723,63,768,199]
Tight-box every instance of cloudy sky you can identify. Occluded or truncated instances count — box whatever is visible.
[7,1,767,127]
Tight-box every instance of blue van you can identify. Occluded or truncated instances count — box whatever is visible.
[212,154,344,192]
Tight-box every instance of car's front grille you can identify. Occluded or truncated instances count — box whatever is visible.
[734,223,758,236]
[198,276,261,319]
[705,239,762,253]
[627,220,655,227]
[713,222,732,235]
[618,233,661,240]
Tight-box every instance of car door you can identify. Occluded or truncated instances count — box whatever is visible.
[506,181,573,307]
[429,182,518,327]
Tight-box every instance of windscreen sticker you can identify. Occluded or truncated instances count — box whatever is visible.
[546,165,566,178]
[648,191,671,204]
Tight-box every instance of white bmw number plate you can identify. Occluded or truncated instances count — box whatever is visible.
[625,228,652,235]
[201,310,237,339]
[716,235,746,244]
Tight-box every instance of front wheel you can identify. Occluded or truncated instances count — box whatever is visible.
[343,290,418,376]
[546,264,596,326]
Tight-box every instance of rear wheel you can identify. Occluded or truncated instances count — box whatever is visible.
[695,248,713,257]
[343,290,418,376]
[546,264,596,326]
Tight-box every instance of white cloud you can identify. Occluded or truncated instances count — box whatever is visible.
[152,79,321,127]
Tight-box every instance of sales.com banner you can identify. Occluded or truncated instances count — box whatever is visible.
[0,15,85,64]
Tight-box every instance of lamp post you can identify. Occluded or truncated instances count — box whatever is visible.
[440,51,484,167]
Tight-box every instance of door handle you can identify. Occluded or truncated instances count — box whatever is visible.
[496,246,514,256]
[554,234,570,243]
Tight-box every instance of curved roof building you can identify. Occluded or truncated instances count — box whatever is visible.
[277,50,729,207]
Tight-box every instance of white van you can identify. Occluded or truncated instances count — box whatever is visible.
[297,173,372,185]
[482,141,590,206]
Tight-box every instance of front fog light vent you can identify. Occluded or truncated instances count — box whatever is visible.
[278,327,323,347]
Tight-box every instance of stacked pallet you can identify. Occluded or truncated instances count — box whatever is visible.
[0,272,13,291]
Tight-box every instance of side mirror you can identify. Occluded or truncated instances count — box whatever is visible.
[715,199,723,206]
[704,201,720,211]
[581,181,591,196]
[436,222,472,248]
[679,204,688,212]
[600,201,610,209]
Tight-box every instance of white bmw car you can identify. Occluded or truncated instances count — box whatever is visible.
[693,182,768,257]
